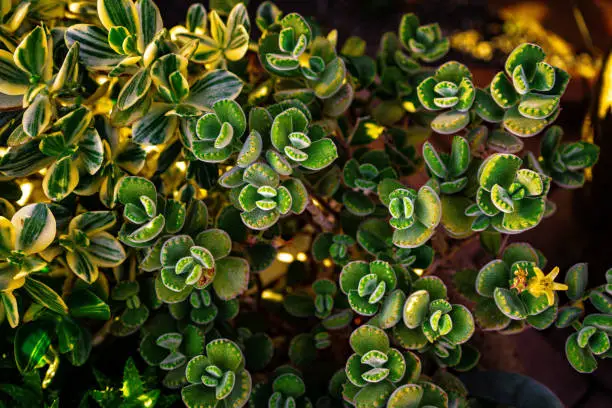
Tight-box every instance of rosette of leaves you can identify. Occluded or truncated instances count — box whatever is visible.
[182,338,252,408]
[259,12,312,75]
[139,321,205,389]
[422,136,470,195]
[250,367,313,408]
[110,281,150,336]
[57,211,126,283]
[157,232,249,303]
[192,99,246,163]
[299,36,348,99]
[566,316,611,374]
[269,108,338,174]
[467,153,550,234]
[560,265,612,373]
[342,153,398,216]
[339,260,397,316]
[344,325,407,395]
[168,288,239,326]
[116,176,186,247]
[0,204,65,328]
[378,181,442,249]
[396,13,450,64]
[311,233,355,265]
[176,3,250,68]
[417,62,475,134]
[393,276,475,361]
[526,126,600,189]
[0,25,81,137]
[233,162,308,230]
[488,43,569,137]
[469,243,558,332]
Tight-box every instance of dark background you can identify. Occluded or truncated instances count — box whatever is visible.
[162,1,612,406]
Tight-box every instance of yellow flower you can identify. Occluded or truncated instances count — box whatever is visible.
[526,266,568,306]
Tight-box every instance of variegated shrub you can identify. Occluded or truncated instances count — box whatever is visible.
[0,1,606,407]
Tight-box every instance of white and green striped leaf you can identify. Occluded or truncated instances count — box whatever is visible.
[136,0,163,52]
[12,204,56,255]
[23,95,52,138]
[87,232,127,267]
[117,68,152,110]
[23,277,68,315]
[43,156,79,201]
[67,249,99,283]
[132,103,178,145]
[51,42,81,92]
[65,24,124,69]
[14,26,48,78]
[97,0,138,34]
[187,69,243,110]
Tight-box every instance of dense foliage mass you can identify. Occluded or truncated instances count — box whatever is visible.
[0,0,608,407]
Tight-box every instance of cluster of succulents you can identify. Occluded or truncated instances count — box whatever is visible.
[0,1,606,407]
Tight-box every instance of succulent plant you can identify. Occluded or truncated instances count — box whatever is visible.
[467,153,550,234]
[422,136,471,195]
[418,62,475,134]
[378,181,442,249]
[0,0,606,403]
[397,14,450,63]
[527,126,600,189]
[464,243,562,331]
[234,162,308,230]
[269,108,338,173]
[345,325,407,387]
[182,339,251,408]
[488,43,570,137]
[157,231,249,302]
[340,260,397,316]
[394,276,475,360]
[558,265,612,373]
[116,176,186,247]
[260,13,312,74]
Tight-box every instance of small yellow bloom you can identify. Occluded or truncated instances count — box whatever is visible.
[526,266,568,306]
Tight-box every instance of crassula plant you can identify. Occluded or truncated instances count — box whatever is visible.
[0,1,606,407]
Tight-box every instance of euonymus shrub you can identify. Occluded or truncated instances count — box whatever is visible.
[0,1,607,407]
